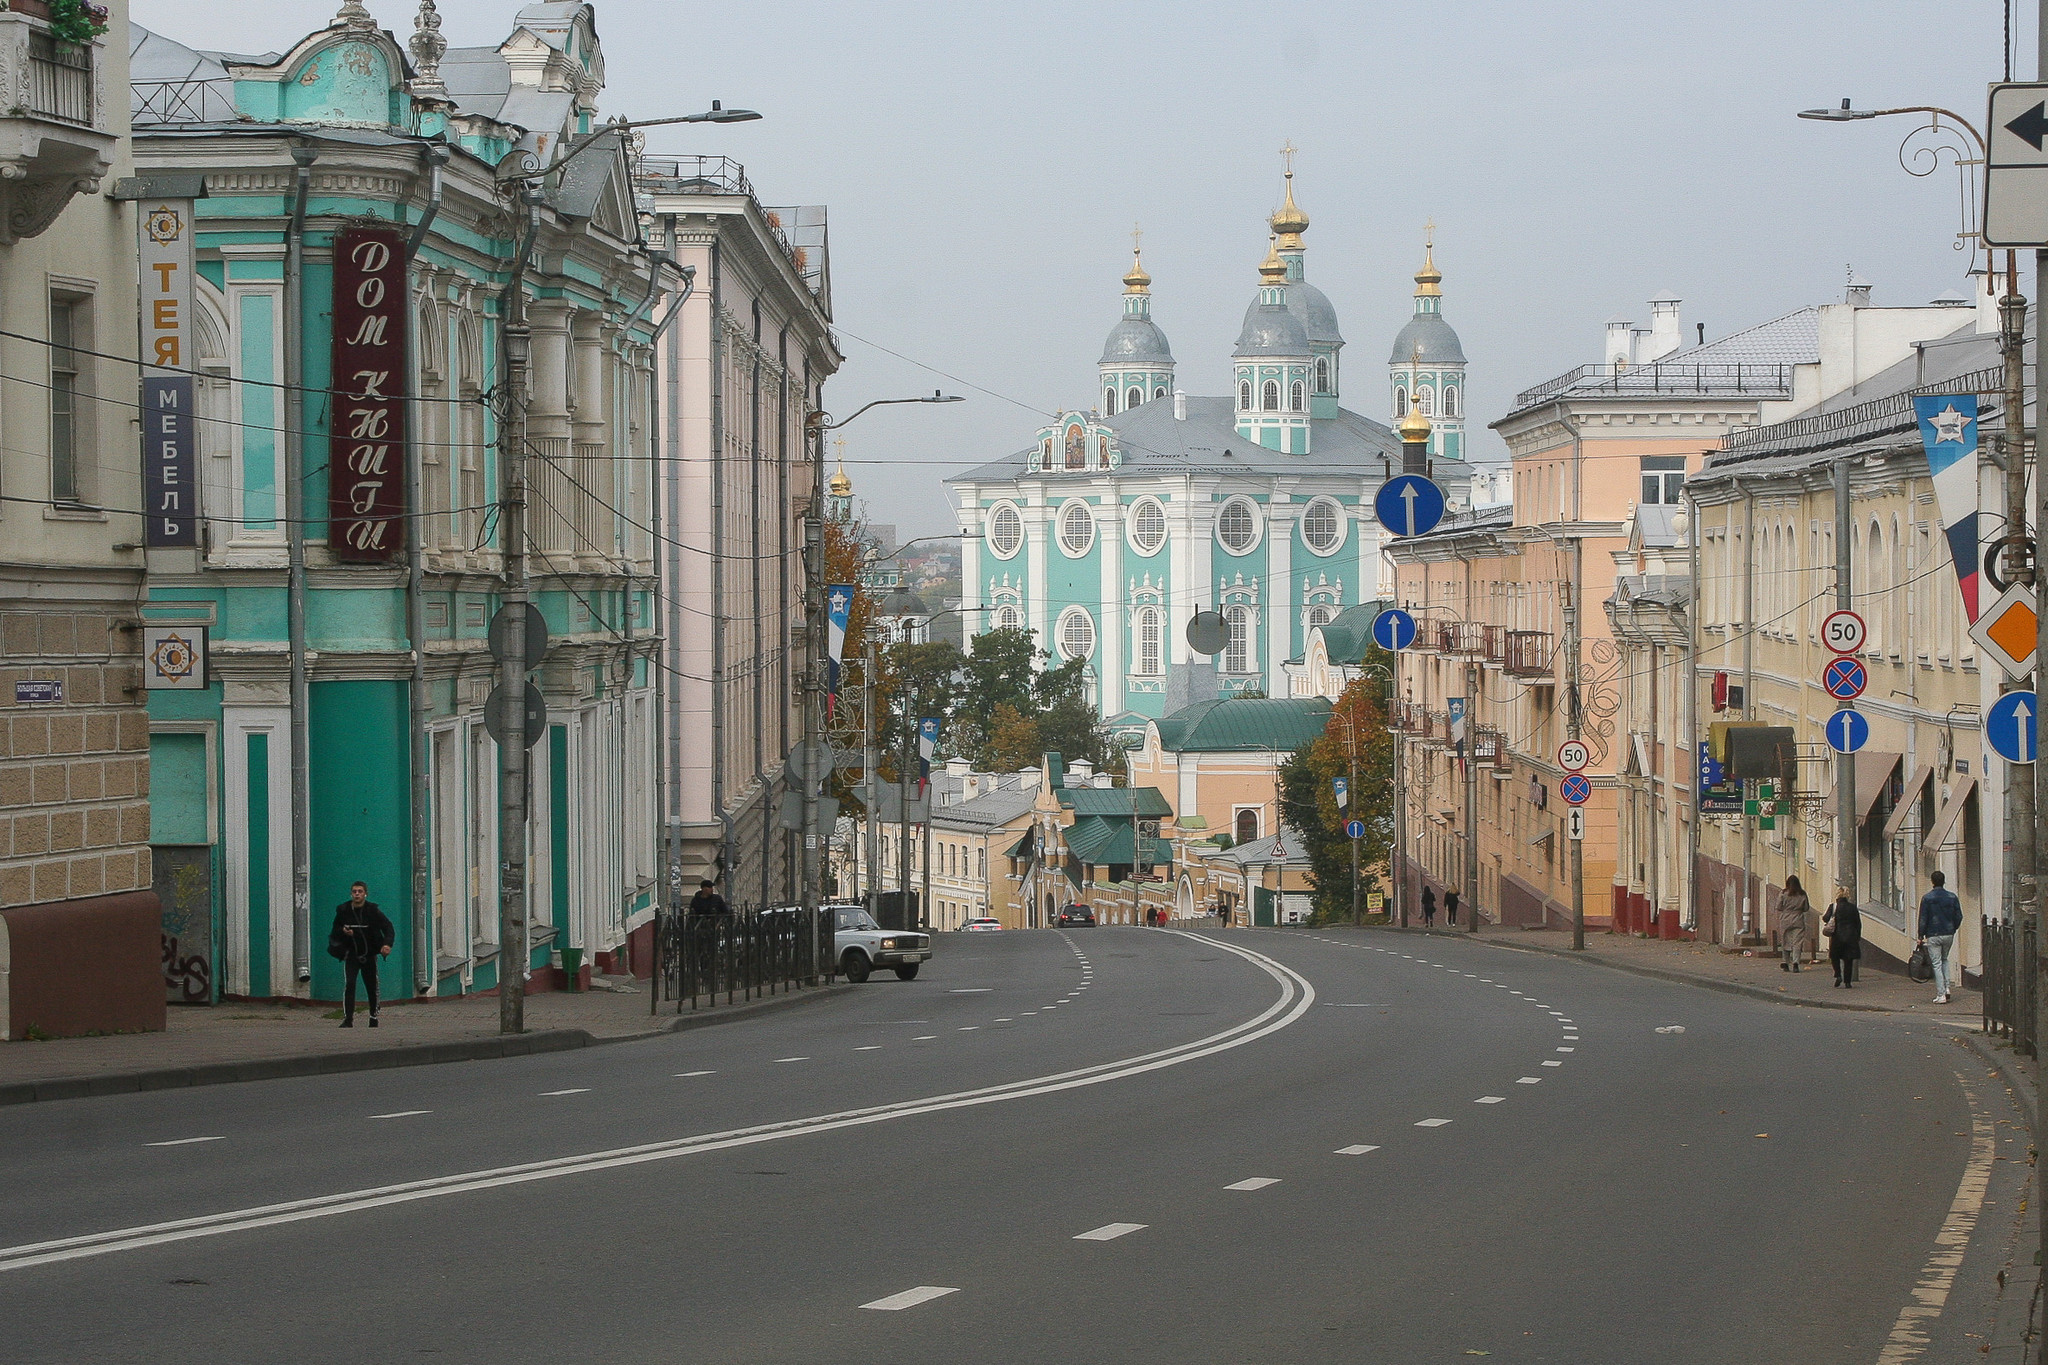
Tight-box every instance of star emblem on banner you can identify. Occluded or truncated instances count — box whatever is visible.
[828,589,850,614]
[1925,403,1973,444]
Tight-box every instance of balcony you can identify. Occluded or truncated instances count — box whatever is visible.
[1512,361,1794,413]
[1436,620,1485,657]
[1482,624,1510,667]
[1503,630,1553,679]
[1390,700,1427,735]
[1474,728,1513,771]
[0,13,113,244]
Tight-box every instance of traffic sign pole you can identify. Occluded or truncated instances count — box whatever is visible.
[1833,455,1856,950]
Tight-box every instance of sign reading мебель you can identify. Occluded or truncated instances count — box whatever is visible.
[330,225,408,561]
[139,201,197,548]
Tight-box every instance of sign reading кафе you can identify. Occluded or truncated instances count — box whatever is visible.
[329,224,407,560]
[139,201,197,548]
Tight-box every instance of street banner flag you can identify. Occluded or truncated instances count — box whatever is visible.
[1333,775,1348,810]
[918,717,941,795]
[1913,395,1982,621]
[1448,696,1467,775]
[825,584,853,719]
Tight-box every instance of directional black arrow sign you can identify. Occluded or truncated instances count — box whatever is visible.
[2007,100,2048,151]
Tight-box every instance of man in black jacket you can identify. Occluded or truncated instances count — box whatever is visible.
[328,881,394,1027]
[688,879,729,917]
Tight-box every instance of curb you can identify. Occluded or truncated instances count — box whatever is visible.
[0,982,850,1107]
[1953,1027,2039,1131]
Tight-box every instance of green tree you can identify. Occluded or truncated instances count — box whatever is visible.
[1279,654,1396,922]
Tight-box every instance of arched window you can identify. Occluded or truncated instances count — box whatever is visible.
[1301,497,1342,553]
[1865,519,1885,655]
[1059,500,1095,555]
[1394,386,1408,416]
[1442,385,1459,417]
[1290,380,1306,412]
[995,604,1022,632]
[1064,425,1086,470]
[1127,386,1142,411]
[1239,379,1253,410]
[987,502,1022,558]
[1154,386,1167,399]
[1416,386,1434,416]
[1315,357,1330,392]
[1305,604,1335,630]
[1129,497,1166,554]
[1057,606,1096,661]
[1235,808,1260,844]
[1890,513,1907,654]
[1216,497,1260,553]
[1261,379,1280,411]
[1135,607,1162,676]
[1103,388,1117,416]
[1224,604,1251,673]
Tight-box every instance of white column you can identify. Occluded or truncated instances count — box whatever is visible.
[1266,500,1293,696]
[1098,486,1122,713]
[958,489,981,636]
[1026,495,1050,649]
[1168,478,1193,670]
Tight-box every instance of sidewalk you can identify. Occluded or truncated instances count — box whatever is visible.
[0,977,842,1105]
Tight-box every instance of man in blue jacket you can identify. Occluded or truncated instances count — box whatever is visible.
[1916,870,1963,1004]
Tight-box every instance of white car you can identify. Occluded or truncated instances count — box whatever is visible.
[961,918,1003,932]
[830,904,932,982]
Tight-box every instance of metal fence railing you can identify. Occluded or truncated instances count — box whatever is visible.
[1982,917,2035,1058]
[651,905,834,1014]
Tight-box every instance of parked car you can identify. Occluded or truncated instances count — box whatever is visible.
[829,903,932,982]
[961,917,1003,932]
[1055,905,1096,927]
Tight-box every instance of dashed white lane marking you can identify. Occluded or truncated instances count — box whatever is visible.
[1517,1077,1542,1084]
[994,1018,1013,1023]
[958,1027,979,1032]
[1225,1177,1280,1191]
[948,988,992,993]
[913,1036,937,1041]
[1549,1011,1564,1016]
[1475,1096,1505,1105]
[1415,1119,1452,1128]
[145,1136,225,1147]
[1564,1035,1580,1041]
[540,1089,589,1097]
[1556,1047,1576,1053]
[1542,1060,1563,1067]
[1022,1011,1038,1015]
[369,1110,432,1120]
[1335,1145,1381,1156]
[1074,1223,1147,1241]
[773,1057,810,1063]
[675,1070,717,1077]
[853,1047,882,1052]
[1510,991,1523,995]
[861,1286,959,1311]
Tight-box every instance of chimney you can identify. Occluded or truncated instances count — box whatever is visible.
[1604,316,1635,369]
[1646,293,1682,360]
[1845,272,1872,307]
[945,757,972,777]
[1093,773,1112,788]
[1066,759,1094,787]
[1173,389,1187,421]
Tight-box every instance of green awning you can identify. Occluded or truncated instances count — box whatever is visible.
[1002,828,1035,859]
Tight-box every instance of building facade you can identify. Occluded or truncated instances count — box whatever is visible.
[0,0,162,1040]
[133,1,661,1003]
[950,171,1469,730]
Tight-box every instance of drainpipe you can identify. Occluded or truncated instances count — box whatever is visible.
[404,141,450,996]
[709,239,733,884]
[615,249,662,962]
[285,144,316,987]
[1684,491,1700,933]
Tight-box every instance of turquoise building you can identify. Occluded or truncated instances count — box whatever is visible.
[951,171,1470,736]
[134,2,662,1003]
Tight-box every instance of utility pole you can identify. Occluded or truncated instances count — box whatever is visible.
[1566,541,1584,952]
[1394,713,1408,928]
[1465,660,1480,932]
[1834,457,1856,915]
[1349,715,1360,927]
[284,146,315,986]
[863,639,879,906]
[800,414,827,918]
[899,694,916,929]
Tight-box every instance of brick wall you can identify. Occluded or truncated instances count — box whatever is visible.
[0,605,150,910]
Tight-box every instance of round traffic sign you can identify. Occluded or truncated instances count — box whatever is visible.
[1557,739,1590,773]
[1373,474,1447,538]
[1821,609,1868,655]
[1371,607,1418,652]
[1987,690,2039,765]
[1822,656,1868,701]
[1560,773,1592,806]
[1186,610,1227,656]
[1345,819,1367,839]
[1825,708,1870,754]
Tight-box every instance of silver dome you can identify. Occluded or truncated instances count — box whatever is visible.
[1100,316,1174,365]
[1287,280,1343,346]
[1234,299,1311,357]
[1388,312,1466,365]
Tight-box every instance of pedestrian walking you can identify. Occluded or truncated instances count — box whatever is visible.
[1917,869,1963,1004]
[327,880,393,1028]
[1823,885,1861,988]
[1775,875,1811,973]
[688,878,729,917]
[1421,885,1436,929]
[1444,888,1460,928]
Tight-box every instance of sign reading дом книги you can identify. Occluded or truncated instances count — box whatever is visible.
[329,224,407,561]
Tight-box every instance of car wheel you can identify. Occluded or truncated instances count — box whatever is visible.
[894,964,920,981]
[842,950,871,983]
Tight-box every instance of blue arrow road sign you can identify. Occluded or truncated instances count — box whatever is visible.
[1825,708,1870,754]
[1823,656,1868,700]
[1371,607,1417,652]
[1988,690,2039,764]
[1345,819,1367,839]
[1560,773,1592,805]
[1374,475,1446,538]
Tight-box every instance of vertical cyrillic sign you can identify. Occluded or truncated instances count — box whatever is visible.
[139,201,197,547]
[330,224,407,561]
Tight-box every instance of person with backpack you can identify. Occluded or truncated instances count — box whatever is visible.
[1917,870,1963,1004]
[327,881,394,1028]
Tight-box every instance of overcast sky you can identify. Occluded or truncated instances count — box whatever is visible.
[138,1,2021,537]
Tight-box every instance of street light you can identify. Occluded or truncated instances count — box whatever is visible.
[808,390,965,432]
[499,105,765,183]
[1797,98,1985,151]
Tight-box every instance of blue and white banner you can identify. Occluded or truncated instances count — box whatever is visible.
[1913,394,1982,622]
[918,717,941,796]
[825,584,853,719]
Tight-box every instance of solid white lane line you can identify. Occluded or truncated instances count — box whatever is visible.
[3,929,1314,1275]
[1415,1119,1452,1128]
[1074,1223,1147,1241]
[675,1070,716,1077]
[773,1057,810,1064]
[861,1286,959,1311]
[540,1089,589,1097]
[1517,1077,1541,1084]
[1335,1145,1380,1156]
[1475,1096,1505,1105]
[144,1137,224,1147]
[368,1111,432,1120]
[1225,1177,1280,1191]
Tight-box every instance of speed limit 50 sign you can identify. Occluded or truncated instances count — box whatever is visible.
[1556,740,1590,773]
[1821,609,1868,655]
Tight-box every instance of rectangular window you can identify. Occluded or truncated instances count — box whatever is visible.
[1639,457,1686,507]
[50,292,91,504]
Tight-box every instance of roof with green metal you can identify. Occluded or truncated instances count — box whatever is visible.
[1151,698,1334,754]
[1062,816,1173,868]
[1310,600,1391,666]
[1058,786,1175,816]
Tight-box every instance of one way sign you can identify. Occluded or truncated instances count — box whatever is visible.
[1986,83,2048,247]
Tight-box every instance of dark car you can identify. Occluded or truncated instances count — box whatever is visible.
[1055,905,1096,927]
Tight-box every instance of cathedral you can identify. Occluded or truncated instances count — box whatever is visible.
[946,162,1470,735]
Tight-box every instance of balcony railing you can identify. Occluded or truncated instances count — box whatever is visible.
[1513,361,1794,412]
[1474,728,1512,770]
[27,28,89,126]
[1482,624,1510,666]
[1503,630,1553,679]
[635,154,755,198]
[1390,701,1428,735]
[1437,620,1485,657]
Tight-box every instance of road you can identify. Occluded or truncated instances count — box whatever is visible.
[0,926,2024,1364]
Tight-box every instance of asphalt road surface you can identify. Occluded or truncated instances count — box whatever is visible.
[0,926,2024,1364]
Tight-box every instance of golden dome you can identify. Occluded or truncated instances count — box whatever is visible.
[1257,234,1287,284]
[1123,248,1151,294]
[1414,247,1442,298]
[828,464,852,497]
[1270,170,1309,247]
[1397,406,1433,443]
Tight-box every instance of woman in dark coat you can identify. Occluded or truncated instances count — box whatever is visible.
[1824,885,1863,987]
[1421,885,1437,928]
